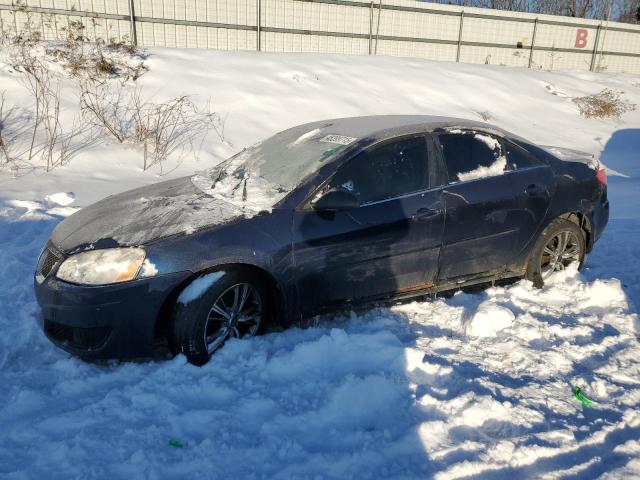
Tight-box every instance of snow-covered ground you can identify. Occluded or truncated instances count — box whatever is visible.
[1,48,639,478]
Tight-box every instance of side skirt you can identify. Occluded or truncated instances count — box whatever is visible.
[303,268,526,319]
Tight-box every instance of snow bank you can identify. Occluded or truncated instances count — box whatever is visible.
[45,192,75,207]
[464,303,515,337]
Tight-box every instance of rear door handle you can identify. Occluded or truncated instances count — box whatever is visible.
[411,207,442,222]
[525,184,545,196]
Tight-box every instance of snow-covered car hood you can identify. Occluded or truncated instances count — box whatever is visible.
[51,176,245,252]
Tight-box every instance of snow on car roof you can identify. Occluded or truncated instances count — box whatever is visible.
[289,115,513,141]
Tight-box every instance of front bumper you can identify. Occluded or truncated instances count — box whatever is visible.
[35,271,191,360]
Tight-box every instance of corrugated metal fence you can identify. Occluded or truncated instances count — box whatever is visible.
[1,0,639,74]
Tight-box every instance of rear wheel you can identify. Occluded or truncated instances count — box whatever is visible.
[172,269,271,365]
[525,218,585,288]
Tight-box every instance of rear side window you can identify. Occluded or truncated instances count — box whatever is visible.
[505,142,542,169]
[438,132,507,183]
[327,136,428,204]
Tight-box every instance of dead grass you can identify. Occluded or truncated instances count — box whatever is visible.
[572,89,636,119]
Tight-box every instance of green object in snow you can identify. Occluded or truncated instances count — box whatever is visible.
[168,438,183,448]
[573,386,594,407]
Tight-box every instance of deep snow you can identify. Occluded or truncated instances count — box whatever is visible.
[1,48,639,479]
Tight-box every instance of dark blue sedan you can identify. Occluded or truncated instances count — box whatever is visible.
[34,116,609,365]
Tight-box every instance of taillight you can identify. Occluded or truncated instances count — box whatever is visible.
[596,168,607,187]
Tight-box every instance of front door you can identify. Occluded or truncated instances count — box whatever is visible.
[292,135,445,315]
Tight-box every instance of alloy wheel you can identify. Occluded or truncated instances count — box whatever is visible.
[204,283,263,354]
[540,230,581,279]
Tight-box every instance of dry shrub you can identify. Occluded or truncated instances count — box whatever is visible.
[133,95,197,170]
[2,9,147,82]
[79,81,224,171]
[78,80,133,143]
[95,53,118,76]
[0,67,78,174]
[45,21,146,81]
[572,89,637,119]
[0,92,16,164]
[61,19,89,50]
[107,37,138,56]
[1,5,213,174]
[19,55,53,163]
[476,110,493,122]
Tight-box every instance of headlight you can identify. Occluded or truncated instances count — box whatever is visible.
[56,248,146,285]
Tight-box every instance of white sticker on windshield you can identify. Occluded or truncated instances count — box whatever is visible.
[319,134,357,145]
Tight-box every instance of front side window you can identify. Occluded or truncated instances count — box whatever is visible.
[438,132,507,183]
[325,136,429,205]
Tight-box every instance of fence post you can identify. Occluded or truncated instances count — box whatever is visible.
[456,10,464,62]
[256,0,262,51]
[127,0,137,46]
[528,17,538,68]
[373,0,382,55]
[368,1,373,54]
[590,24,602,71]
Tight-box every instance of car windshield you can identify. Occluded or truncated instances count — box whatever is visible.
[191,123,356,213]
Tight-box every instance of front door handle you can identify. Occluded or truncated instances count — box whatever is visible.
[411,207,442,222]
[525,184,545,196]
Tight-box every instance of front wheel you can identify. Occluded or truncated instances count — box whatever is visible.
[172,269,271,365]
[525,218,586,288]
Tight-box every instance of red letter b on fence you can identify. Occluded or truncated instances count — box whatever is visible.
[575,29,588,48]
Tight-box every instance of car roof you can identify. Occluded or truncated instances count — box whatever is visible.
[286,115,520,143]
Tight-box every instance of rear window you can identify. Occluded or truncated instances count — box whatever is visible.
[505,143,542,169]
[438,132,507,182]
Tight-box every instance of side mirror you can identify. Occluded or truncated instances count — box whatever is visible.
[312,188,359,212]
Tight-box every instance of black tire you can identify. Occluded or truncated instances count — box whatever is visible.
[172,269,272,366]
[525,218,586,288]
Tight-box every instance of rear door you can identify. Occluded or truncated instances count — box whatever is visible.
[434,130,519,280]
[503,140,554,255]
[292,135,445,315]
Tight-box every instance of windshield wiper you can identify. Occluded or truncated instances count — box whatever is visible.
[227,174,248,203]
[210,167,226,190]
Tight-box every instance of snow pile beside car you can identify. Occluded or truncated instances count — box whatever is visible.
[1,196,639,478]
[464,303,515,337]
